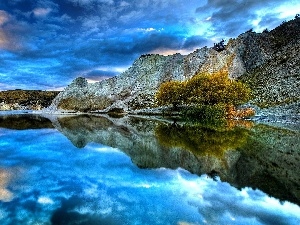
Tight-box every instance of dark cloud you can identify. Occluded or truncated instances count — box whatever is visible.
[183,35,209,49]
[258,13,282,29]
[84,69,118,82]
[196,0,291,36]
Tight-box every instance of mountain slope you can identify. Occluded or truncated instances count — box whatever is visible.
[48,17,300,114]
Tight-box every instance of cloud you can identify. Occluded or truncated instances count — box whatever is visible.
[195,0,296,36]
[80,67,121,83]
[119,1,130,7]
[0,10,31,51]
[183,35,209,49]
[0,10,9,25]
[67,0,114,6]
[0,10,11,49]
[32,7,52,17]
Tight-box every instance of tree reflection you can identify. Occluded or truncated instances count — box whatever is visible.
[155,120,253,158]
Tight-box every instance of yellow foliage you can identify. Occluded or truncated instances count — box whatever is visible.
[226,106,256,119]
[156,70,252,111]
[155,80,185,107]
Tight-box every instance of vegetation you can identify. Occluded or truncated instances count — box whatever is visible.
[58,96,113,112]
[155,80,185,109]
[0,90,60,109]
[213,39,226,52]
[155,70,253,119]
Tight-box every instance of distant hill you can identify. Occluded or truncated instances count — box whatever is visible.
[0,90,60,110]
[48,17,300,115]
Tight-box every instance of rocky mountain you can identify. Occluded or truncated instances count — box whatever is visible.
[0,90,60,111]
[48,17,300,115]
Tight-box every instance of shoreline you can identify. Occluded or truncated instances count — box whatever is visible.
[1,108,299,131]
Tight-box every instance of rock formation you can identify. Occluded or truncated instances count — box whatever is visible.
[48,17,300,114]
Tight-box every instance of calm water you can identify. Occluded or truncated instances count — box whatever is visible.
[0,113,300,225]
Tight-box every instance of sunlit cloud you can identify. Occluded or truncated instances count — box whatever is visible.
[149,48,192,56]
[0,10,9,26]
[178,222,197,225]
[0,32,8,49]
[0,11,10,50]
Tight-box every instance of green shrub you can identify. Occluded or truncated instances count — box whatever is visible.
[181,104,227,121]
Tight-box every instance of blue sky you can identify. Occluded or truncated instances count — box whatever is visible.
[0,0,299,90]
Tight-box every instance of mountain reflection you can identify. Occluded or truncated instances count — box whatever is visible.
[0,113,299,206]
[0,114,53,130]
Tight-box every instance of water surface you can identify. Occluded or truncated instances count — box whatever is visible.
[0,113,299,225]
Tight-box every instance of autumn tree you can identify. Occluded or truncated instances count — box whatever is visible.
[184,71,251,106]
[155,80,185,108]
[155,70,252,119]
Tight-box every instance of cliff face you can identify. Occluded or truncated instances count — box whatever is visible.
[48,18,300,113]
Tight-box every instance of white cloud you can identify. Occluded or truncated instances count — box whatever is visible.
[33,8,52,17]
[275,2,300,19]
[118,10,144,23]
[120,1,130,7]
[37,196,54,204]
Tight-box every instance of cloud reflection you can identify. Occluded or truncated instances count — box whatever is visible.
[0,170,13,202]
[0,128,299,225]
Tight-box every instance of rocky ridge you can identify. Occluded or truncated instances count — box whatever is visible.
[48,18,300,115]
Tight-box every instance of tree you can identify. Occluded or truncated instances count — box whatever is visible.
[185,71,251,106]
[155,70,252,118]
[213,39,226,52]
[155,80,185,108]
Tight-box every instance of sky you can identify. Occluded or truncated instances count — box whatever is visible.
[0,0,299,90]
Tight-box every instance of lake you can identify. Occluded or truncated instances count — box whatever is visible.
[0,112,299,225]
